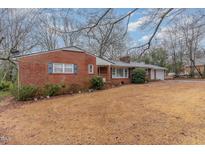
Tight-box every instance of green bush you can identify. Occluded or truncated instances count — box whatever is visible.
[90,76,104,90]
[11,85,38,101]
[132,68,146,84]
[0,91,11,102]
[44,84,61,96]
[0,81,12,91]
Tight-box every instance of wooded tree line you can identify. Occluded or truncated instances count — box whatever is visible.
[0,8,205,81]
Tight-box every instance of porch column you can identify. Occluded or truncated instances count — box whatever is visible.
[148,69,151,80]
[98,67,100,76]
[107,65,111,82]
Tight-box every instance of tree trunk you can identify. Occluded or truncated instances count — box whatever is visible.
[190,59,203,78]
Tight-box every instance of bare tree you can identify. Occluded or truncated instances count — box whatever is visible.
[83,10,129,58]
[179,14,205,77]
[59,10,81,47]
[153,11,205,76]
[34,8,185,59]
[37,12,60,50]
[1,8,204,67]
[0,9,40,64]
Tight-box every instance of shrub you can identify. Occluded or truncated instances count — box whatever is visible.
[11,85,38,101]
[44,84,61,96]
[132,68,146,84]
[0,81,12,91]
[90,76,104,90]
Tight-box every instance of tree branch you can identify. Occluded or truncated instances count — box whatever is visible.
[128,8,174,57]
[0,56,17,65]
[0,37,5,44]
[87,8,112,33]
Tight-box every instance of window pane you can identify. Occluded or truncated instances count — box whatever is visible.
[117,69,123,77]
[64,64,73,73]
[112,68,116,75]
[112,68,116,78]
[53,63,63,73]
[125,69,128,77]
[89,65,92,72]
[88,64,94,73]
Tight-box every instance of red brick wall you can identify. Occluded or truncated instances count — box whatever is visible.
[18,50,97,88]
[111,78,131,85]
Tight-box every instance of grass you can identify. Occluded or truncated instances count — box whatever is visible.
[0,91,11,102]
[1,80,205,144]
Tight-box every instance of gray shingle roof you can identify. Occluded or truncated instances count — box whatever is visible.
[110,60,167,70]
[14,46,167,70]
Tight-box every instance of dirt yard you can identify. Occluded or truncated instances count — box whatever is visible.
[1,80,205,144]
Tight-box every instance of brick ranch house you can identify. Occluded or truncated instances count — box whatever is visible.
[15,46,167,88]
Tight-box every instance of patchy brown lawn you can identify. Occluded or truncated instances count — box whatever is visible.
[1,80,205,144]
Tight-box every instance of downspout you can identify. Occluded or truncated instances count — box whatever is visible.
[16,61,20,100]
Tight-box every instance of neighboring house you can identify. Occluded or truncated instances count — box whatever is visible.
[184,58,205,75]
[15,46,167,88]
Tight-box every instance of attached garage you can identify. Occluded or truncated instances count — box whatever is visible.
[155,69,165,80]
[150,67,166,80]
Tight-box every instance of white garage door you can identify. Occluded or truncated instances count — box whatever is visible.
[156,70,164,80]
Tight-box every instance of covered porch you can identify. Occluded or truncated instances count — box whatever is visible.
[97,65,132,85]
[97,65,111,82]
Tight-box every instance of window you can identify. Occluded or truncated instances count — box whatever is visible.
[112,68,129,78]
[88,64,94,74]
[53,63,74,74]
[53,63,63,73]
[64,64,74,73]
